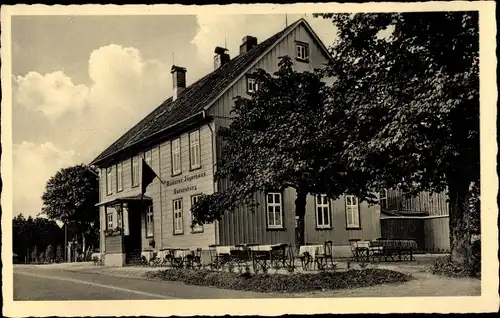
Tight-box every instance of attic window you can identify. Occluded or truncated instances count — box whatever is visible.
[296,41,310,62]
[247,77,258,93]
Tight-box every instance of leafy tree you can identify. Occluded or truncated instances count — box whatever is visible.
[56,245,64,263]
[315,12,479,266]
[13,214,64,262]
[192,56,360,245]
[41,164,99,250]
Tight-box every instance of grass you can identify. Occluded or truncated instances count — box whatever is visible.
[146,268,413,293]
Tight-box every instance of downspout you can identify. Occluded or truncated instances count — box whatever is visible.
[158,144,163,250]
[204,110,220,245]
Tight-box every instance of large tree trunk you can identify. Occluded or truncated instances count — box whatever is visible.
[295,189,308,246]
[448,179,472,266]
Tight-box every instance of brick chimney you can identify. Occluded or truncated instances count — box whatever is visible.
[239,36,258,55]
[171,65,186,101]
[214,46,230,70]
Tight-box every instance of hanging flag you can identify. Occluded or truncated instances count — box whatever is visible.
[140,158,163,200]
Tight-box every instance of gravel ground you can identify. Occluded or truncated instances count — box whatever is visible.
[45,255,481,298]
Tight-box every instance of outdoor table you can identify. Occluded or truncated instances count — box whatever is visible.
[248,244,282,272]
[299,245,324,270]
[215,246,232,255]
[353,241,371,263]
[373,239,417,261]
[174,249,191,259]
[248,244,279,251]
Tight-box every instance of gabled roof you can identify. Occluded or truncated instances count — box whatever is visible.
[90,18,329,167]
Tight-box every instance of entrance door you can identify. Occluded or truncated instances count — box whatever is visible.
[124,204,143,256]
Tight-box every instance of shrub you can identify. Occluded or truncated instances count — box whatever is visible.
[146,268,412,293]
[39,252,45,263]
[45,245,55,263]
[56,245,63,263]
[431,242,481,279]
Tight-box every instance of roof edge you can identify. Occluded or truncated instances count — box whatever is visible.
[90,111,206,167]
[202,18,332,113]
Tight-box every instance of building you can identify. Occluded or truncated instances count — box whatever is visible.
[380,189,450,253]
[91,19,381,266]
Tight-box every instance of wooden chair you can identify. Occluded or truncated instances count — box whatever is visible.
[148,251,161,267]
[270,243,290,270]
[185,248,203,269]
[208,244,222,270]
[316,240,337,271]
[231,245,251,270]
[349,239,362,262]
[368,240,384,262]
[292,245,313,271]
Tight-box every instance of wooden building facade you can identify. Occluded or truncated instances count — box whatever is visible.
[380,189,450,253]
[91,19,382,266]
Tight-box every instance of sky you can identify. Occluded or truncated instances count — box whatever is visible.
[10,13,339,218]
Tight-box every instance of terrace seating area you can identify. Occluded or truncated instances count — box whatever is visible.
[112,238,417,272]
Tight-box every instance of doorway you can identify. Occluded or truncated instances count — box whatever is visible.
[123,203,143,260]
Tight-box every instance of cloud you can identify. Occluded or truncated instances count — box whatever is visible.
[13,142,78,216]
[14,71,89,120]
[14,44,172,161]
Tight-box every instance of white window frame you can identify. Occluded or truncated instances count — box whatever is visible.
[315,194,331,228]
[296,42,309,61]
[171,138,181,176]
[266,192,283,229]
[106,167,112,195]
[247,77,258,93]
[106,212,113,230]
[173,199,184,234]
[189,130,201,170]
[132,156,139,187]
[116,162,123,192]
[190,195,203,233]
[146,205,154,237]
[116,211,122,229]
[345,195,360,228]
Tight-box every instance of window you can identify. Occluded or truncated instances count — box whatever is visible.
[106,167,112,195]
[315,194,331,228]
[171,138,181,175]
[345,195,360,228]
[117,211,122,229]
[146,205,154,237]
[191,195,203,233]
[132,156,139,187]
[266,192,283,228]
[173,199,183,234]
[116,162,123,192]
[144,150,152,167]
[296,42,310,61]
[247,77,258,93]
[106,212,113,230]
[189,130,201,169]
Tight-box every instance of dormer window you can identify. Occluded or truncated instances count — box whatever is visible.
[247,77,258,93]
[296,41,309,62]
